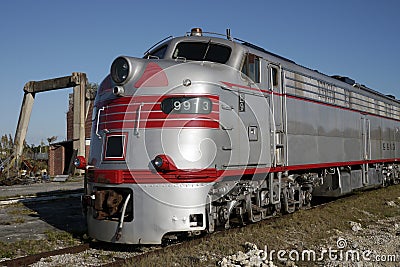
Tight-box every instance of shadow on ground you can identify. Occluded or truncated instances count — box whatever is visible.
[23,196,87,236]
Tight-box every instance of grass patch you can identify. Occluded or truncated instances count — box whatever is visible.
[8,208,37,216]
[0,239,53,259]
[126,185,400,267]
[44,230,78,246]
[13,217,26,224]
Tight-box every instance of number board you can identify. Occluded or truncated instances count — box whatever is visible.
[161,97,212,114]
[239,93,245,112]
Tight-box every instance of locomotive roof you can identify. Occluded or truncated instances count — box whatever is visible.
[146,29,398,105]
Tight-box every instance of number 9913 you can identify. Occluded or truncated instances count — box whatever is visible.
[161,97,212,114]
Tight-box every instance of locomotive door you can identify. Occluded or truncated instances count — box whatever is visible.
[361,117,371,160]
[361,116,371,184]
[268,63,285,166]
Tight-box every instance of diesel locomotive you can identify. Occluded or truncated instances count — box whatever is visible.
[75,28,400,244]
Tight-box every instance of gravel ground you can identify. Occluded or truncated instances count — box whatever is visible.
[1,244,159,266]
[217,215,400,267]
[29,247,150,267]
[321,215,400,266]
[217,201,400,267]
[30,249,111,267]
[218,242,278,267]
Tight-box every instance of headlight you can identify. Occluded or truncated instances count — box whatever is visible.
[111,57,130,84]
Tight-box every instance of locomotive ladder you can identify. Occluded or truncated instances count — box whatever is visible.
[269,63,286,167]
[275,130,285,166]
[268,63,286,206]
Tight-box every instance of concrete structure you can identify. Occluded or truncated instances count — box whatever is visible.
[10,72,96,177]
[14,73,87,174]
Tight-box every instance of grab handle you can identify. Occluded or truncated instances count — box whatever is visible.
[96,107,105,139]
[134,103,144,137]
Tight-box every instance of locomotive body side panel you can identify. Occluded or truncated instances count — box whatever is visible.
[285,97,364,166]
[281,65,400,168]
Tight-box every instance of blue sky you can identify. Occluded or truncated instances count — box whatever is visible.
[1,0,399,145]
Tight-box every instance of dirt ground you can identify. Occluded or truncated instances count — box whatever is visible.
[0,197,86,243]
[0,180,83,199]
[0,181,86,260]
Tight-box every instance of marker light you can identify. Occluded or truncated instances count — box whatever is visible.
[74,156,87,169]
[113,86,125,96]
[152,155,177,172]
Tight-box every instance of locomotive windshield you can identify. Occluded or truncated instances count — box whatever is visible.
[173,41,231,64]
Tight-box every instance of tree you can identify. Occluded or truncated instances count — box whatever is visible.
[0,134,13,160]
[86,82,98,100]
[46,136,57,145]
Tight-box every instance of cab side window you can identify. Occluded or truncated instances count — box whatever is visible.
[271,67,278,87]
[147,45,168,59]
[241,54,260,83]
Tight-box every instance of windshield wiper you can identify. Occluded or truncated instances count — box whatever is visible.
[202,39,212,60]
